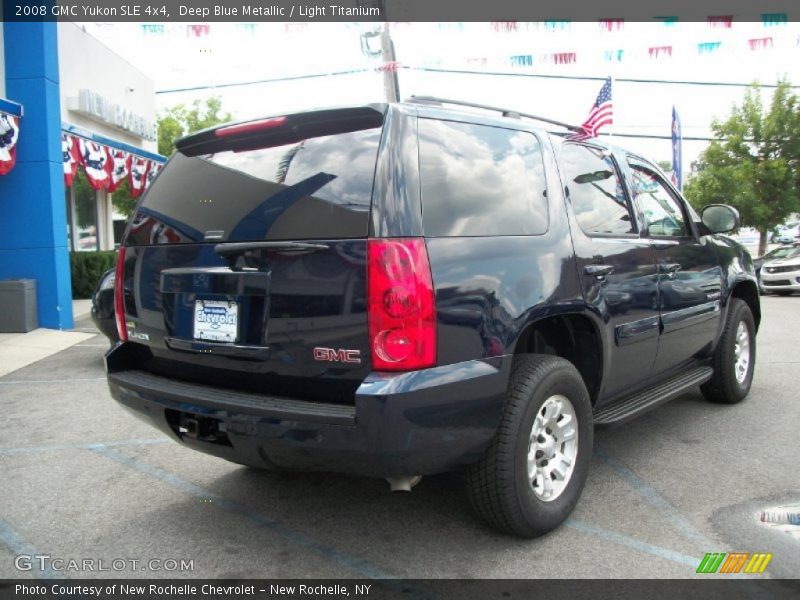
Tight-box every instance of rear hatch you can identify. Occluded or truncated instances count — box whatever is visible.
[119,106,385,405]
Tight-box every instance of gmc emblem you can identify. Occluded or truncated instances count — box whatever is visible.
[313,347,362,364]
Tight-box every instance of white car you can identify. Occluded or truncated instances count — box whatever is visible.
[760,246,800,295]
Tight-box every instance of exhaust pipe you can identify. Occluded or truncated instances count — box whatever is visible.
[386,476,422,492]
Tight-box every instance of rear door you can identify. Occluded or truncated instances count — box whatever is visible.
[559,142,660,402]
[118,107,385,404]
[626,159,722,377]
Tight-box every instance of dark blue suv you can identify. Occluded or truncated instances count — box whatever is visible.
[105,99,759,537]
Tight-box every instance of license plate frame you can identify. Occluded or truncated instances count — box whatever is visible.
[193,299,240,343]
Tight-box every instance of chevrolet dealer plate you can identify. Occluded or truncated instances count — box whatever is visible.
[193,300,239,343]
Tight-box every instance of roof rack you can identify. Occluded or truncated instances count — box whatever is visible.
[407,95,583,132]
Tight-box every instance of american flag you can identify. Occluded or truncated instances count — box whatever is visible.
[568,77,613,141]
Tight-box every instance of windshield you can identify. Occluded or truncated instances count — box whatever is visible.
[765,247,800,260]
[125,127,382,245]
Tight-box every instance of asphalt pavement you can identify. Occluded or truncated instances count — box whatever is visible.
[1,296,798,581]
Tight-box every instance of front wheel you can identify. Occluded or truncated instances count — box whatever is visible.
[466,355,593,538]
[701,298,756,404]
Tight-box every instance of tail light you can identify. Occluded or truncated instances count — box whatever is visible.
[114,247,128,342]
[367,238,436,371]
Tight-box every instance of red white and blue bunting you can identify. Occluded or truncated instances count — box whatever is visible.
[0,113,20,176]
[61,131,164,195]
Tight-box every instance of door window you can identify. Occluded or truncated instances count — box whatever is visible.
[560,143,634,235]
[631,166,688,237]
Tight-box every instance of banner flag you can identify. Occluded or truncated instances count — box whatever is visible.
[671,106,683,191]
[708,15,733,28]
[0,113,20,176]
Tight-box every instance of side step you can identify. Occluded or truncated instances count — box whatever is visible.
[593,367,713,426]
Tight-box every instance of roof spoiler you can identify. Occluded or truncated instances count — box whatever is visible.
[176,105,387,156]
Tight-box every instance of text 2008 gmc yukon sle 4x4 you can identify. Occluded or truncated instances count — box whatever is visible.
[106,99,759,537]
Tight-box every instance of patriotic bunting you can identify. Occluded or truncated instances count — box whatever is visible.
[107,150,130,193]
[128,156,150,198]
[144,162,162,191]
[77,138,113,190]
[0,113,20,176]
[62,134,80,186]
[59,131,163,195]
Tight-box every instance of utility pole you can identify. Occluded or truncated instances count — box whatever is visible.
[380,23,400,102]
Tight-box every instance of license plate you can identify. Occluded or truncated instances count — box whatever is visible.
[193,300,239,342]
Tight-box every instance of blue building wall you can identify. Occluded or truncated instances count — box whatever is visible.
[0,22,73,329]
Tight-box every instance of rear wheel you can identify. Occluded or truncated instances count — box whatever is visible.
[466,355,593,537]
[701,298,756,404]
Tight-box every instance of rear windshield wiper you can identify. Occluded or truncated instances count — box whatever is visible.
[214,241,330,257]
[215,241,330,271]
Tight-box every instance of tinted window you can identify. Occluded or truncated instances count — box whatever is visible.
[419,119,548,237]
[126,127,381,245]
[561,144,634,235]
[631,166,687,237]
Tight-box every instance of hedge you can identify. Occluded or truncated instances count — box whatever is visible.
[70,250,117,299]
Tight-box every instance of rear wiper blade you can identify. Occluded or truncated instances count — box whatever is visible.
[214,241,330,257]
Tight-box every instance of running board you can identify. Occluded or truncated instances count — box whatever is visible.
[593,367,713,426]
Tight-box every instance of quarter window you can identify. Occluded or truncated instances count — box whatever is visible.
[419,119,549,237]
[561,144,634,235]
[631,166,688,237]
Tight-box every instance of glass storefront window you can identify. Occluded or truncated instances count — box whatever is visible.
[70,169,98,252]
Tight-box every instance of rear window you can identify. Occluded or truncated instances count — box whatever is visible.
[418,119,548,237]
[125,127,382,245]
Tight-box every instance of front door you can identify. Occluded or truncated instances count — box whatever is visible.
[627,160,722,378]
[559,142,660,402]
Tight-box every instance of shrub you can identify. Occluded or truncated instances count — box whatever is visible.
[70,251,117,299]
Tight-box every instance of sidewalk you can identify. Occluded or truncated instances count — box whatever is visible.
[0,299,96,377]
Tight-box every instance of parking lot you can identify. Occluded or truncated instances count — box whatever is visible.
[1,296,798,582]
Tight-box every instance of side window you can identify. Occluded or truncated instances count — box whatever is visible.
[560,143,634,235]
[418,119,548,237]
[630,165,688,237]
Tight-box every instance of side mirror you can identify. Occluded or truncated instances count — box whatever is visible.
[701,204,740,234]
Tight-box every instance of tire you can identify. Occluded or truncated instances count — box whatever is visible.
[466,355,593,538]
[701,298,756,404]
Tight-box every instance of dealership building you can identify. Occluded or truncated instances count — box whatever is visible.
[0,22,164,329]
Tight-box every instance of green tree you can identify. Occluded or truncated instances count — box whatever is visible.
[157,96,233,156]
[656,160,673,173]
[683,79,800,255]
[110,177,137,218]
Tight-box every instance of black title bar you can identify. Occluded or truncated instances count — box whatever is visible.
[2,0,800,22]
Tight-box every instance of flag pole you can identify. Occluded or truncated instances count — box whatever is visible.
[607,75,614,141]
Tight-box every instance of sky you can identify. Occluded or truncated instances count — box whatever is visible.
[82,20,800,170]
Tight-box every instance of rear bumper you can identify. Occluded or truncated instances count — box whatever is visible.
[105,343,510,478]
